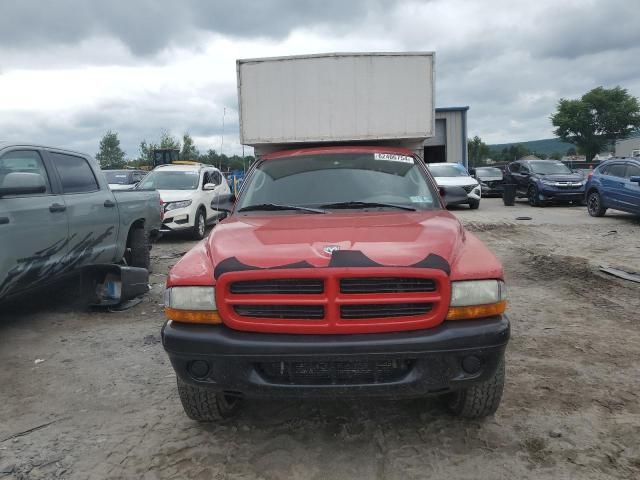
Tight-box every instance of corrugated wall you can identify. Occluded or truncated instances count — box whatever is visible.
[422,109,468,165]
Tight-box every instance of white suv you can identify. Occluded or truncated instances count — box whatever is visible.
[138,163,231,239]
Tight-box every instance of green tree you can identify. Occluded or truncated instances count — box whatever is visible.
[467,136,490,167]
[159,130,181,150]
[181,133,199,160]
[551,86,640,161]
[549,152,562,160]
[96,131,126,169]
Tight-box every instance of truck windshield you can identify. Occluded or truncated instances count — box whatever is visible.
[427,164,469,177]
[237,153,439,212]
[139,170,199,190]
[104,171,132,184]
[529,161,572,175]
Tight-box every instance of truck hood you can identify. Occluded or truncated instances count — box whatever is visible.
[206,211,465,272]
[432,176,478,187]
[534,173,584,182]
[157,190,196,203]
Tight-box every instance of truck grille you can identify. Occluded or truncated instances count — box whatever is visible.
[341,302,433,319]
[217,268,450,334]
[230,279,324,294]
[340,277,435,293]
[234,305,324,319]
[257,359,414,385]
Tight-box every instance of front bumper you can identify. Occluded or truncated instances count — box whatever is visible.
[162,315,510,398]
[161,206,194,232]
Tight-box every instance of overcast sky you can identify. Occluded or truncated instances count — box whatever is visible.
[1,0,639,158]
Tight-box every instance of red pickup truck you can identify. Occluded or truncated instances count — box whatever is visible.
[162,146,509,421]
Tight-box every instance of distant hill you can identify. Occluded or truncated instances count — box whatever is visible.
[488,138,575,156]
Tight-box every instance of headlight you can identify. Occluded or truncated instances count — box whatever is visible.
[164,286,221,324]
[447,280,507,320]
[165,200,192,211]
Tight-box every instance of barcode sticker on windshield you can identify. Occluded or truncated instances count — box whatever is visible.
[374,153,413,164]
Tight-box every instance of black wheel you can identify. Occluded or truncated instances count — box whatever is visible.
[468,199,480,210]
[587,190,606,217]
[527,185,544,207]
[447,358,505,419]
[192,209,207,240]
[176,377,243,422]
[126,227,150,269]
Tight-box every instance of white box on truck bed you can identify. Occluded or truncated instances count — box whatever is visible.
[237,52,435,149]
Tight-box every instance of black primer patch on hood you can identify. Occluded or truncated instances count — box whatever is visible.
[214,251,451,279]
[214,257,314,279]
[328,250,382,268]
[410,254,451,275]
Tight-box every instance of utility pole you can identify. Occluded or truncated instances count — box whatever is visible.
[219,107,226,170]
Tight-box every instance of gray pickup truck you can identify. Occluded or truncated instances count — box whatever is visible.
[0,142,162,301]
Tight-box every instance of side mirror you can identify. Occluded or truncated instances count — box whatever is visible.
[438,186,446,198]
[0,172,46,197]
[630,176,640,184]
[468,168,476,176]
[211,193,236,213]
[203,183,217,191]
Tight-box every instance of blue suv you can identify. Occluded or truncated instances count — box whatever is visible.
[585,158,640,217]
[505,159,586,207]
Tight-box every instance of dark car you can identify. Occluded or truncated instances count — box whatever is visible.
[473,166,504,196]
[104,169,147,190]
[585,158,640,217]
[505,159,586,207]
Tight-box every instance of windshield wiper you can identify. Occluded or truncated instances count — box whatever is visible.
[237,203,327,214]
[320,201,416,211]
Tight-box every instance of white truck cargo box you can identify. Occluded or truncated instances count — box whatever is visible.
[237,52,435,148]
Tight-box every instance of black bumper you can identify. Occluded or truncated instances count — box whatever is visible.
[162,316,510,398]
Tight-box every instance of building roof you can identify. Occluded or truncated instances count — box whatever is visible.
[435,106,469,113]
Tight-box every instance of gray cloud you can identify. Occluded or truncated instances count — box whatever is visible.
[0,0,388,56]
[1,0,640,155]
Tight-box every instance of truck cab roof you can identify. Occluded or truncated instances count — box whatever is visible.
[262,145,417,160]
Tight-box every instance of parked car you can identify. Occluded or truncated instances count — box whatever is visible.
[472,166,504,197]
[0,142,162,302]
[505,159,586,207]
[138,162,230,239]
[585,158,640,217]
[426,163,481,209]
[105,169,147,190]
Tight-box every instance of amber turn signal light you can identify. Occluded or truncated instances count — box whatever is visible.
[446,300,507,321]
[165,307,222,324]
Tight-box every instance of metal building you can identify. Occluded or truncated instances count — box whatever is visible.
[423,106,469,167]
[615,132,640,157]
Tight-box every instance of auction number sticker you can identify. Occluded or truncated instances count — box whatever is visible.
[374,153,414,164]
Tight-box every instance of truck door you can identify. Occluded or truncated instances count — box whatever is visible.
[48,151,120,266]
[600,163,626,209]
[0,149,69,298]
[621,163,640,212]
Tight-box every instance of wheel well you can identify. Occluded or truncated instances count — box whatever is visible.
[587,187,599,196]
[126,219,145,246]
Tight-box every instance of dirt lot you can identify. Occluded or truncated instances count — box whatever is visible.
[1,199,639,480]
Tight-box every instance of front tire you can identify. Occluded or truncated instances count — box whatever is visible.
[587,190,607,217]
[177,377,243,422]
[192,209,207,240]
[447,358,505,419]
[468,199,480,210]
[527,185,544,207]
[126,227,150,270]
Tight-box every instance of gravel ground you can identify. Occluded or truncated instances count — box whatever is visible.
[1,198,639,480]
